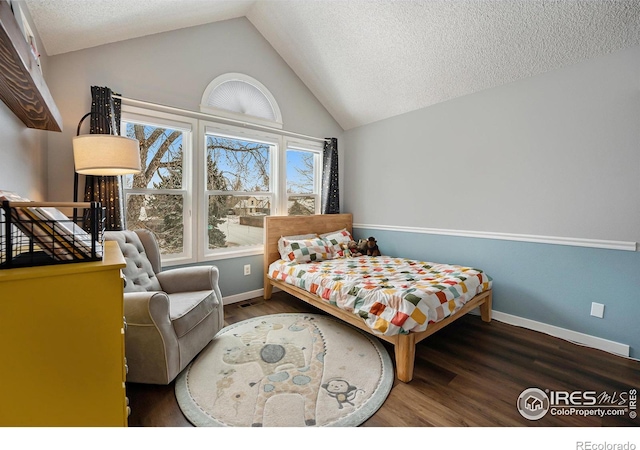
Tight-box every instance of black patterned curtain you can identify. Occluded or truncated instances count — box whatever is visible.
[321,137,340,214]
[82,86,125,230]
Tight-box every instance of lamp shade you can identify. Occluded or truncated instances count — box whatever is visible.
[73,135,141,175]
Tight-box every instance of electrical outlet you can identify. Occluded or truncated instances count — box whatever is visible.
[244,264,251,276]
[590,302,605,319]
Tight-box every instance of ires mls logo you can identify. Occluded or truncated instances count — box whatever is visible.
[517,387,637,420]
[517,388,550,420]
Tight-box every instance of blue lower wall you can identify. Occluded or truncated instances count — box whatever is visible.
[354,227,640,359]
[175,227,639,359]
[174,254,265,300]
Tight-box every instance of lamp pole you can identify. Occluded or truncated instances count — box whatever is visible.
[72,111,113,223]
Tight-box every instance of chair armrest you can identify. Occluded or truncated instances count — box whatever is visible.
[123,291,173,328]
[122,291,180,385]
[156,265,220,294]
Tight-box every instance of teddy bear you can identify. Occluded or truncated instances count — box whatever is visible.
[341,240,362,258]
[366,236,381,257]
[348,240,363,257]
[356,239,369,255]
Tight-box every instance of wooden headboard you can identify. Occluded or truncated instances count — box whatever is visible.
[263,213,353,272]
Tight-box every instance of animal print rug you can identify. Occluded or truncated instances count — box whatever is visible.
[175,313,394,427]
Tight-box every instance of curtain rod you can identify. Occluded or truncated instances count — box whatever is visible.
[112,94,327,144]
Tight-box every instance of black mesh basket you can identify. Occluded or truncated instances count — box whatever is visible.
[0,201,105,269]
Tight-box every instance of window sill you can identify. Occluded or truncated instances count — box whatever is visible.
[161,246,264,267]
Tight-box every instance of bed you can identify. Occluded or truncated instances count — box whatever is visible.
[263,213,493,383]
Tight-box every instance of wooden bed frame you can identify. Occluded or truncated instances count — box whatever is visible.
[263,213,492,383]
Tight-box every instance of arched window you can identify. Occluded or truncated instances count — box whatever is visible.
[200,73,283,129]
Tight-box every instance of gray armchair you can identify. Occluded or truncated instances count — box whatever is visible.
[104,229,224,385]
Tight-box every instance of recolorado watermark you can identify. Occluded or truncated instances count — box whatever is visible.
[517,387,637,421]
[576,443,636,450]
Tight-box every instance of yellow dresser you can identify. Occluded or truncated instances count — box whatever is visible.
[0,241,128,426]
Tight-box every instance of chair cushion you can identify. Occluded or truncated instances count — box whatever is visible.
[104,231,162,293]
[168,290,218,338]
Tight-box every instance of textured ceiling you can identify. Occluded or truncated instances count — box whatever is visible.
[23,0,640,130]
[24,0,255,55]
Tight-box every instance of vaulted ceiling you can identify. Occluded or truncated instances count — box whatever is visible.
[23,0,640,130]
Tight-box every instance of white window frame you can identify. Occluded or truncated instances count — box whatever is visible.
[119,105,324,264]
[281,138,323,217]
[121,105,198,266]
[198,120,281,261]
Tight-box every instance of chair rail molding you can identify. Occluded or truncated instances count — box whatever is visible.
[353,222,637,252]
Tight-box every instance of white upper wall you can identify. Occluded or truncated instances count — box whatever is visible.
[0,103,48,200]
[44,17,343,202]
[344,45,640,244]
[0,1,49,200]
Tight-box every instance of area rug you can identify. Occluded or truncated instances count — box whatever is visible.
[175,313,393,427]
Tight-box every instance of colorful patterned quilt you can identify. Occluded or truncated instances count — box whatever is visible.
[268,256,493,336]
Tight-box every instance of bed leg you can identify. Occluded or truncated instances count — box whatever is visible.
[264,279,273,300]
[480,290,492,322]
[395,334,416,383]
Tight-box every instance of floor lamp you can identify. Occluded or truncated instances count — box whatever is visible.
[72,112,141,224]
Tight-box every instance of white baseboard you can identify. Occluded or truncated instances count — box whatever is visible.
[470,308,630,357]
[224,289,631,358]
[222,289,265,305]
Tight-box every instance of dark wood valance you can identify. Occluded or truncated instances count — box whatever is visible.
[0,0,61,132]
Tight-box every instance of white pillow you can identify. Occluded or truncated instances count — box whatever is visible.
[319,228,354,258]
[277,233,317,258]
[278,236,333,263]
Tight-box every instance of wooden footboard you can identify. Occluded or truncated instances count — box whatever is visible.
[263,214,493,383]
[394,289,492,382]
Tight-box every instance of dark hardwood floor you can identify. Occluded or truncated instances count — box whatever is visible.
[126,291,640,427]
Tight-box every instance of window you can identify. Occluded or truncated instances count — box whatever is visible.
[286,145,321,216]
[199,125,323,259]
[202,123,276,258]
[120,75,324,264]
[121,108,197,263]
[200,73,283,129]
